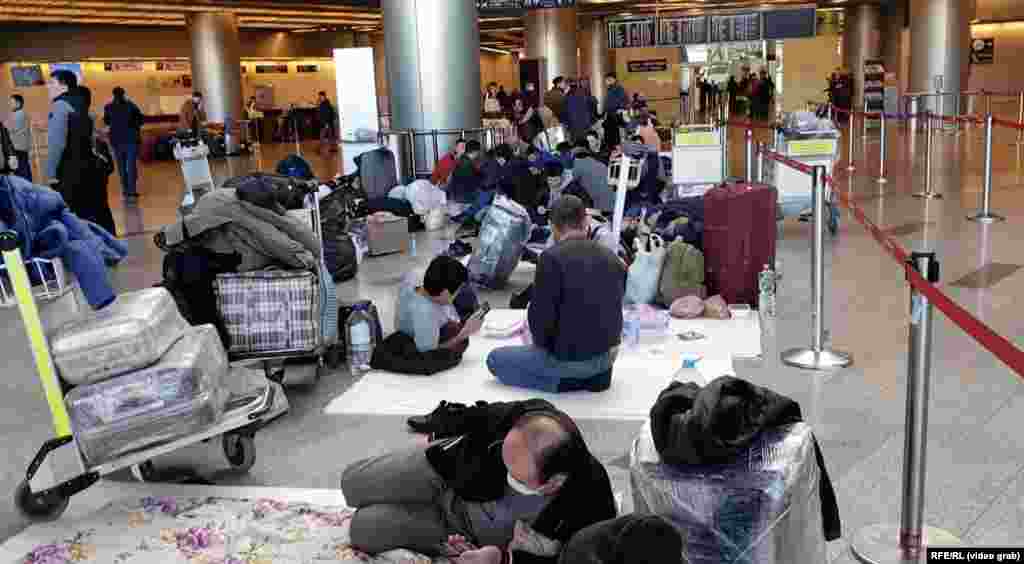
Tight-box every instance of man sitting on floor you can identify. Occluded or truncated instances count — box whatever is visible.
[342,400,617,564]
[487,195,626,393]
[396,255,483,354]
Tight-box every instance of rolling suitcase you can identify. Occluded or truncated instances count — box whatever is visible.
[49,287,190,386]
[703,181,777,308]
[65,324,229,465]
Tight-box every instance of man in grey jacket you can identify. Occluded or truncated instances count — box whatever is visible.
[45,70,94,205]
[8,94,32,181]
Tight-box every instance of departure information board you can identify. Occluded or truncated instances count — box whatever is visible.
[763,8,816,39]
[608,18,657,48]
[476,0,574,9]
[659,16,708,46]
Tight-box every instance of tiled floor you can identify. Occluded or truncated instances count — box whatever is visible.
[1,125,1023,561]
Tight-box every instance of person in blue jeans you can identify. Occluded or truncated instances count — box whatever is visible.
[487,195,626,393]
[103,87,144,202]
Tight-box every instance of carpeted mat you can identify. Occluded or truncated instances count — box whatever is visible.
[324,310,761,421]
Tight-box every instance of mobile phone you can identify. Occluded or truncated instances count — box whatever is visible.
[474,302,492,320]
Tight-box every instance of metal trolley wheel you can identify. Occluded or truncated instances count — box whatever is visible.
[14,479,69,522]
[222,433,256,472]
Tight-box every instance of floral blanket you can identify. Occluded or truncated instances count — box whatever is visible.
[20,496,449,564]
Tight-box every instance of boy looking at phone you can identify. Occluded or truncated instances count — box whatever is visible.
[396,256,485,353]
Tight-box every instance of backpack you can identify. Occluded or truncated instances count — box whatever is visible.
[657,239,706,307]
[276,154,315,180]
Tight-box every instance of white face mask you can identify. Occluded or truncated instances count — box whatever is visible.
[507,473,544,496]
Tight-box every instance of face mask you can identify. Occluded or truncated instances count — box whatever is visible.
[508,473,544,496]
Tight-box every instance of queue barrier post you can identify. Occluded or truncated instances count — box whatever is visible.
[913,111,942,200]
[756,142,766,184]
[851,253,962,564]
[862,99,869,138]
[745,128,754,183]
[780,165,853,371]
[877,113,888,185]
[967,114,1007,223]
[847,110,857,172]
[1015,92,1024,146]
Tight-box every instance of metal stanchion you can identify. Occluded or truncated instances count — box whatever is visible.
[913,112,942,200]
[985,91,992,115]
[847,111,857,172]
[781,166,853,370]
[1015,92,1024,146]
[954,93,963,135]
[851,252,961,564]
[908,96,919,132]
[968,114,1007,223]
[745,128,754,182]
[862,99,869,138]
[720,121,728,179]
[756,142,766,184]
[827,103,834,122]
[877,114,888,184]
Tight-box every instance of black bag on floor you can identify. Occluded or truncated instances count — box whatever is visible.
[319,189,359,282]
[354,147,399,199]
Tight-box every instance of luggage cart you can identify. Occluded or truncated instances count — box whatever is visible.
[1,230,276,522]
[762,127,841,235]
[173,135,215,216]
[667,124,727,200]
[214,183,341,387]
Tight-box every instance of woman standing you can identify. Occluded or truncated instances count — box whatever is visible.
[483,82,502,118]
[8,95,32,181]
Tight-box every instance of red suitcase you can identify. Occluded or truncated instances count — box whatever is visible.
[703,181,777,308]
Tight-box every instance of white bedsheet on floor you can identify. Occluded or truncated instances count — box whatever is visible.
[324,310,761,421]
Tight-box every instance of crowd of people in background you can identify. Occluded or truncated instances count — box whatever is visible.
[699,68,776,120]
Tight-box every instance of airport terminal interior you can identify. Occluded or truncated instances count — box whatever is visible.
[0,0,1023,563]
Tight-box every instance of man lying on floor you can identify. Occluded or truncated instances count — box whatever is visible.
[488,195,627,393]
[341,400,617,564]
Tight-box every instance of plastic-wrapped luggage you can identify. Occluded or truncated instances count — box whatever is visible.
[49,287,190,386]
[630,422,827,564]
[214,269,320,355]
[65,324,229,466]
[703,182,776,308]
[468,198,531,289]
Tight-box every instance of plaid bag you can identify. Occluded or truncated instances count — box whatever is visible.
[214,270,320,355]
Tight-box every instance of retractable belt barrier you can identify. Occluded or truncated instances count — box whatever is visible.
[727,111,1024,561]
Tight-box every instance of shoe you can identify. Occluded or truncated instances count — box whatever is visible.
[406,400,487,438]
[455,221,480,239]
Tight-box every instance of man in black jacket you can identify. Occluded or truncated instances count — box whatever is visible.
[341,399,616,564]
[486,195,626,393]
[103,87,145,201]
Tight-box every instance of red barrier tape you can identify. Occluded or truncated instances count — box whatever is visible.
[825,174,1024,377]
[762,150,815,175]
[994,117,1024,130]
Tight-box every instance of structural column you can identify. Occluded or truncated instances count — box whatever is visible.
[382,0,481,158]
[843,3,883,112]
[909,0,973,114]
[186,12,244,124]
[524,7,579,91]
[581,17,610,112]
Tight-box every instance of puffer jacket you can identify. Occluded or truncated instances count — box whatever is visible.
[159,188,319,271]
[0,175,126,308]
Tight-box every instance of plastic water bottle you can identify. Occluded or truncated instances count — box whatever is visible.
[622,318,640,347]
[673,354,702,383]
[409,233,417,257]
[759,264,776,319]
[347,304,376,376]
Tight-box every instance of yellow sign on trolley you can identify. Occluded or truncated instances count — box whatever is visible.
[787,139,837,156]
[675,131,718,147]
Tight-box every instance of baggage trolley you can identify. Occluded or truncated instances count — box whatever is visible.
[763,127,841,235]
[1,230,276,523]
[667,124,727,200]
[214,182,341,387]
[173,134,215,216]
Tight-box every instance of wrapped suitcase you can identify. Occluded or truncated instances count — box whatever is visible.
[49,287,190,386]
[630,422,827,564]
[703,182,777,308]
[468,199,531,289]
[214,269,320,355]
[65,324,229,466]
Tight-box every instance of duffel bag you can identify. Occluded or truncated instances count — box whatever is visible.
[657,239,706,307]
